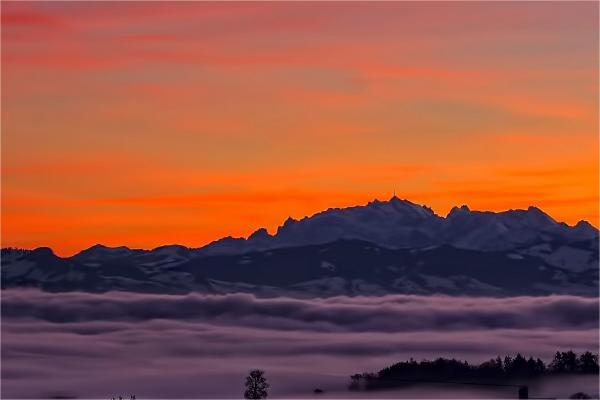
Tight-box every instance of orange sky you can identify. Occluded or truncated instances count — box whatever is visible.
[1,2,598,256]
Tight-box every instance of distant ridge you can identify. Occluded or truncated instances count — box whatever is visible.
[2,196,598,297]
[199,196,598,256]
[2,196,598,256]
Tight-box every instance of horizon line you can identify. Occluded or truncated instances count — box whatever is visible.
[2,195,597,257]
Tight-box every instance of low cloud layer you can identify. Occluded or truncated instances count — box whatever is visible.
[2,290,598,331]
[2,290,599,398]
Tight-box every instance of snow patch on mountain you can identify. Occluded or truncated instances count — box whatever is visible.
[199,196,598,257]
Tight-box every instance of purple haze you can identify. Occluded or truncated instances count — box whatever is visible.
[1,290,598,398]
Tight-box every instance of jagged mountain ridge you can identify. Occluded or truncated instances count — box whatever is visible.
[1,197,598,296]
[200,196,598,255]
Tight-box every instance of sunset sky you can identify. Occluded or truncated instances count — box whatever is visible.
[2,1,598,255]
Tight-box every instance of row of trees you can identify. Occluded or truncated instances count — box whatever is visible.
[550,351,599,373]
[0,247,29,255]
[349,351,599,391]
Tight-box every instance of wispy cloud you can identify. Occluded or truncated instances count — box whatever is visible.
[2,2,597,253]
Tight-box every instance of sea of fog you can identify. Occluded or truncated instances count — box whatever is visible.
[1,290,599,399]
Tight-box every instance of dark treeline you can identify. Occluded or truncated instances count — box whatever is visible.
[349,350,599,391]
[1,247,30,255]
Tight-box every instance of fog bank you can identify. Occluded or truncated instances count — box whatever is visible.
[2,290,598,398]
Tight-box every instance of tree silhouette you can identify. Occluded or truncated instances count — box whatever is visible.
[503,355,513,372]
[562,350,578,372]
[535,358,546,374]
[579,351,599,373]
[551,350,581,373]
[244,369,269,399]
[508,353,528,376]
[551,351,565,372]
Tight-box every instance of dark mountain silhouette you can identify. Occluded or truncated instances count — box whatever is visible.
[1,197,598,296]
[200,197,597,255]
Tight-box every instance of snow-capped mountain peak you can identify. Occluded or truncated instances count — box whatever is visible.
[447,205,471,218]
[199,197,597,255]
[2,197,597,297]
[74,244,135,260]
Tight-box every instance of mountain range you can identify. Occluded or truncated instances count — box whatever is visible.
[2,196,598,296]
